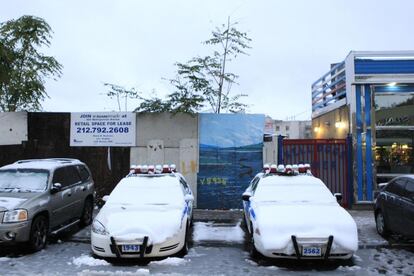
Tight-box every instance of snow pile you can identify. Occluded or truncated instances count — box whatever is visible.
[192,222,244,243]
[337,265,361,271]
[72,255,110,267]
[0,197,27,210]
[244,259,258,266]
[78,269,149,275]
[0,257,11,262]
[150,257,189,266]
[95,176,186,244]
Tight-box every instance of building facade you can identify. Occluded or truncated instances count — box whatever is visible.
[312,51,414,204]
[273,120,312,139]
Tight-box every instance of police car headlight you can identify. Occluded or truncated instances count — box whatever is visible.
[3,209,28,223]
[92,220,108,235]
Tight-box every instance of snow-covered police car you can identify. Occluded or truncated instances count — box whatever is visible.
[242,164,358,260]
[91,164,194,258]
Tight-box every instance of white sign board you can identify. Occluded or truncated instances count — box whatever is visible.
[0,112,28,145]
[70,112,136,147]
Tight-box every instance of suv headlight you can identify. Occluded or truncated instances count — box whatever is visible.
[92,220,108,235]
[3,209,28,223]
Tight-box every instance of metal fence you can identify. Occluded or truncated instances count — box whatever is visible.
[278,137,353,207]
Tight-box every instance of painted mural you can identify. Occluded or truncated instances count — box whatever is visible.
[197,114,265,209]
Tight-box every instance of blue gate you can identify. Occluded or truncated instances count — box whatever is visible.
[197,114,264,209]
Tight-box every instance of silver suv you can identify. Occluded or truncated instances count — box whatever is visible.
[0,158,95,251]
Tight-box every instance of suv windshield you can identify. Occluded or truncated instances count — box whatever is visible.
[0,170,49,192]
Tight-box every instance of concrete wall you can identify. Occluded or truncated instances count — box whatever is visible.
[312,105,350,139]
[130,113,199,205]
[263,139,278,165]
[0,112,28,145]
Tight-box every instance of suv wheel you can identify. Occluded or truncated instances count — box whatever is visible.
[376,210,390,238]
[29,215,48,252]
[79,199,93,227]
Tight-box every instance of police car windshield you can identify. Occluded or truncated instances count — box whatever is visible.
[254,176,336,204]
[107,176,184,207]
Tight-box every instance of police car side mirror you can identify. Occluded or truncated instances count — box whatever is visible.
[334,193,343,202]
[50,183,62,194]
[184,194,194,202]
[242,192,252,201]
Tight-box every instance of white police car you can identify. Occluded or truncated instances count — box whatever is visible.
[242,164,358,260]
[91,164,194,258]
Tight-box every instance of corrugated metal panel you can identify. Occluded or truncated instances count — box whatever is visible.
[355,59,414,75]
[281,139,350,207]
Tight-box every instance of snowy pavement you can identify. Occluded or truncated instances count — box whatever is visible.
[1,232,413,275]
[1,210,413,275]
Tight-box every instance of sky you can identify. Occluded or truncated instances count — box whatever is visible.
[2,0,414,120]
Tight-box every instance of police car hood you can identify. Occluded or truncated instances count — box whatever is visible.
[97,204,184,244]
[253,203,358,252]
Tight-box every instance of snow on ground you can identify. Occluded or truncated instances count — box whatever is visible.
[186,248,206,258]
[367,247,414,275]
[150,257,189,266]
[192,221,244,243]
[0,257,11,262]
[244,258,258,266]
[78,269,150,276]
[336,265,361,272]
[349,210,388,248]
[72,255,110,267]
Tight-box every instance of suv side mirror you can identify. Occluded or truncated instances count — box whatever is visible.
[50,183,62,194]
[334,193,343,202]
[242,191,252,201]
[184,194,194,202]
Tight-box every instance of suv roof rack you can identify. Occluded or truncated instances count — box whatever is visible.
[15,158,80,164]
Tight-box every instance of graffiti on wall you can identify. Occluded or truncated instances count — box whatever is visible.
[197,114,265,209]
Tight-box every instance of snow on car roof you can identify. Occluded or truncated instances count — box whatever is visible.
[107,175,184,207]
[254,175,337,204]
[0,159,83,171]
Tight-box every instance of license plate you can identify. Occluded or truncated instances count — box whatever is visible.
[121,244,140,253]
[302,246,322,256]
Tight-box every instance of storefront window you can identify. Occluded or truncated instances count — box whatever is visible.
[375,93,414,126]
[375,129,414,174]
[374,92,414,175]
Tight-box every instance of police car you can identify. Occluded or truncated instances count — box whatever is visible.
[91,164,194,258]
[242,164,358,260]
